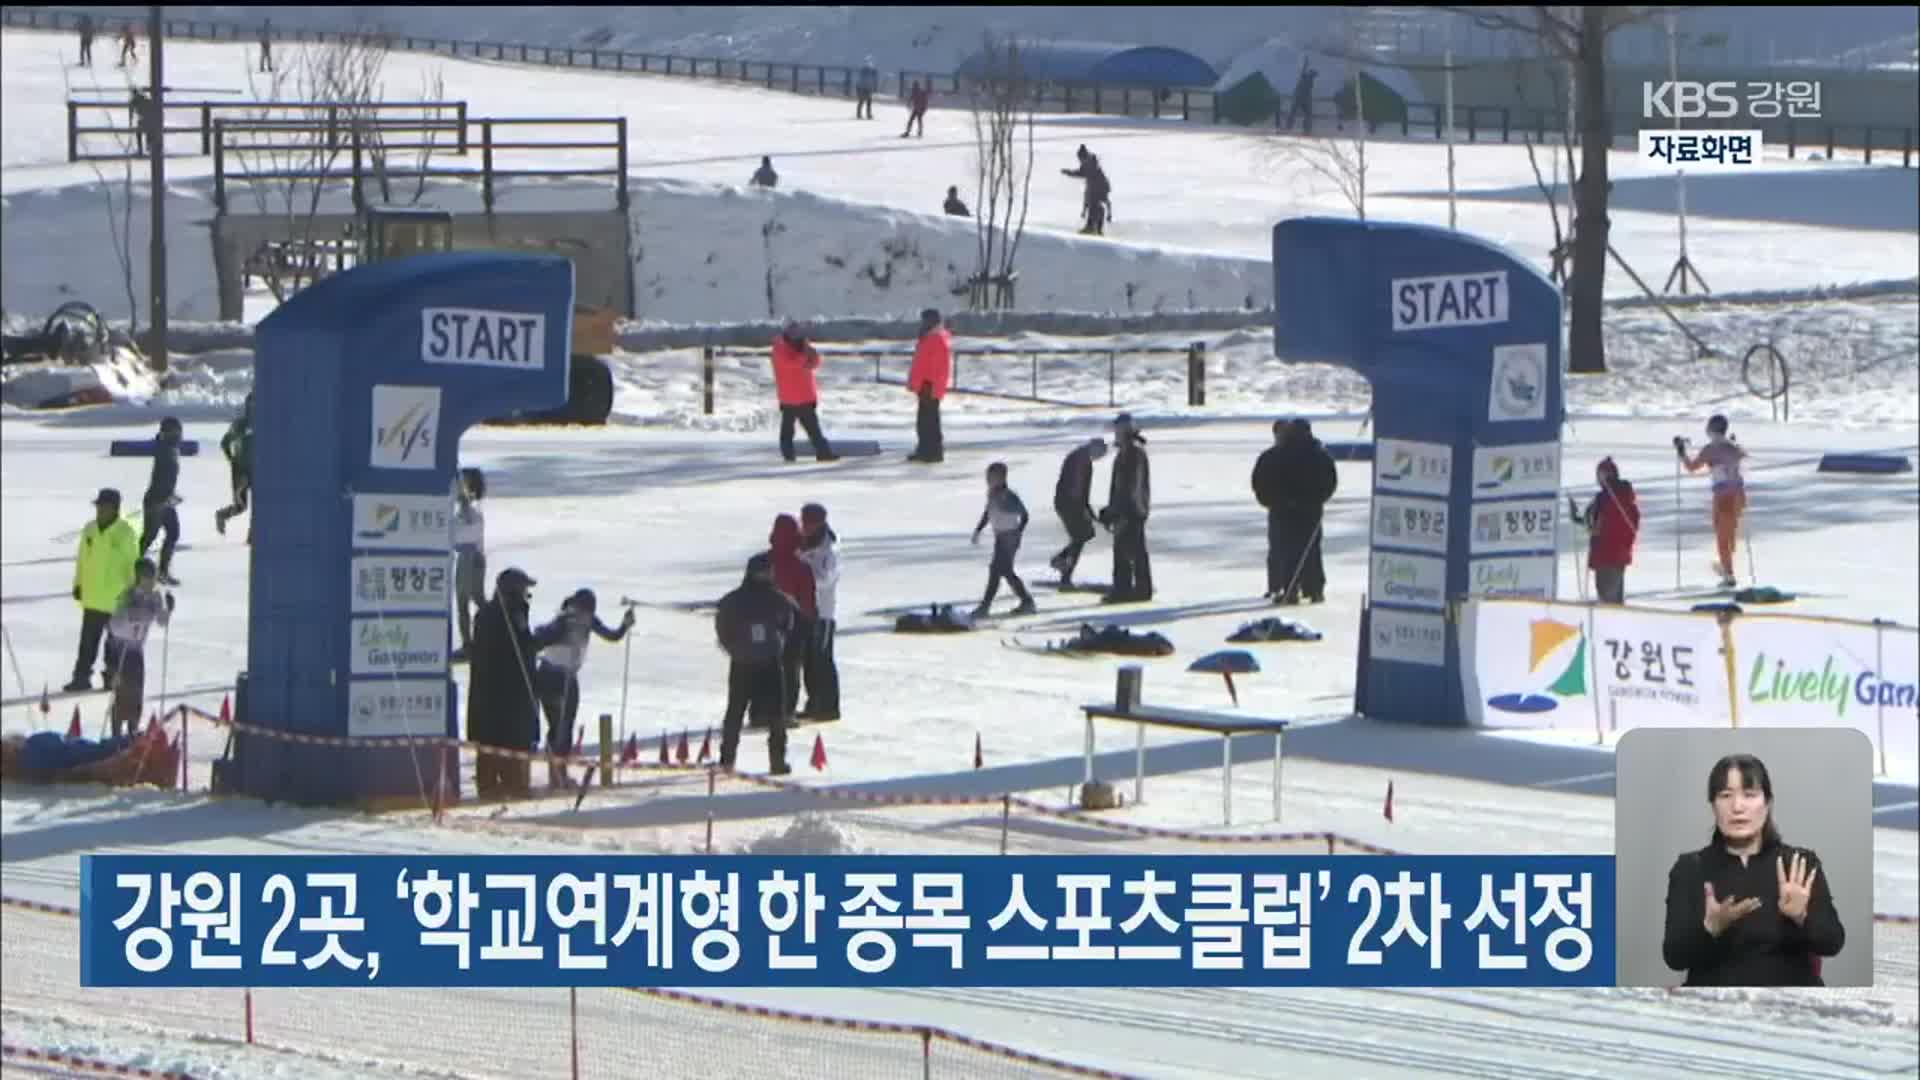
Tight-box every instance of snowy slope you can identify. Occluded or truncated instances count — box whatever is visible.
[4,28,1917,327]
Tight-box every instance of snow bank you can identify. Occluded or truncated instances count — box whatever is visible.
[735,812,871,856]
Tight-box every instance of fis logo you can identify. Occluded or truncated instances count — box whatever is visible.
[1643,81,1739,120]
[369,385,441,471]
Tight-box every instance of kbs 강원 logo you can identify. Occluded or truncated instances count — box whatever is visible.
[369,385,440,471]
[1487,618,1587,714]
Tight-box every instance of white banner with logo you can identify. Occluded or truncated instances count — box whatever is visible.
[1729,616,1919,769]
[1467,599,1730,734]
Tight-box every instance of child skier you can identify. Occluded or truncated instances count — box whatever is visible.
[214,393,253,541]
[533,588,634,789]
[106,558,172,739]
[451,467,487,661]
[1677,414,1748,588]
[1570,457,1639,604]
[970,462,1036,620]
[796,503,841,721]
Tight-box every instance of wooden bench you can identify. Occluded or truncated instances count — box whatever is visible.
[1078,703,1291,826]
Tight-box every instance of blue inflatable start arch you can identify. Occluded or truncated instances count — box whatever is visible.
[1274,218,1565,728]
[235,252,574,807]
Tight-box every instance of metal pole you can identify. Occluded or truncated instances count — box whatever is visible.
[1874,623,1887,776]
[1445,40,1457,230]
[1674,454,1683,589]
[1668,13,1692,284]
[148,6,169,371]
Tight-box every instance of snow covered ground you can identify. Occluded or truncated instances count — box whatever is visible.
[3,27,1918,327]
[4,18,1919,1080]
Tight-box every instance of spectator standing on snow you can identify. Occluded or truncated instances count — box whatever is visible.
[1102,413,1153,602]
[943,186,971,217]
[66,488,139,693]
[215,393,253,541]
[750,155,778,188]
[259,20,274,72]
[450,468,488,661]
[129,89,154,156]
[139,416,184,585]
[856,58,879,119]
[714,553,800,774]
[905,307,951,463]
[901,80,930,138]
[770,320,839,463]
[1050,437,1108,587]
[1572,457,1640,604]
[768,513,817,722]
[105,558,171,739]
[1286,63,1318,133]
[77,15,95,66]
[796,503,841,721]
[467,568,562,799]
[971,462,1037,620]
[1677,413,1749,589]
[1252,418,1338,605]
[118,26,137,68]
[532,588,634,789]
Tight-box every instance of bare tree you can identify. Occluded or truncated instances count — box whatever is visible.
[233,34,390,303]
[367,67,448,207]
[1437,5,1679,374]
[63,66,143,339]
[963,32,1037,311]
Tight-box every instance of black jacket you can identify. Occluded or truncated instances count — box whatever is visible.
[715,575,800,668]
[1108,437,1150,522]
[1252,437,1337,517]
[1054,444,1097,511]
[145,437,180,505]
[1663,840,1845,987]
[466,591,565,749]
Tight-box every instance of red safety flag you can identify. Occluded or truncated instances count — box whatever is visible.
[810,733,827,771]
[67,705,82,739]
[657,732,670,765]
[675,729,690,765]
[697,729,712,764]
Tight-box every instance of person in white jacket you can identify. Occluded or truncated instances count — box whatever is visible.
[796,502,840,720]
[106,557,172,739]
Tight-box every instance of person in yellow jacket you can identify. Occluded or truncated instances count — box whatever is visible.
[67,488,139,692]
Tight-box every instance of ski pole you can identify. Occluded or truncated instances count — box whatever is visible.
[158,617,170,732]
[1742,511,1757,587]
[618,596,639,745]
[1673,453,1682,589]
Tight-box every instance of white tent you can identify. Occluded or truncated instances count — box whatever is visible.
[1213,37,1424,126]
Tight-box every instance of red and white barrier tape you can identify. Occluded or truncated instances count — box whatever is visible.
[0,1043,197,1080]
[625,988,1136,1079]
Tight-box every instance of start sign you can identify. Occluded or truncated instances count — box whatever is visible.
[421,307,548,370]
[1390,271,1509,332]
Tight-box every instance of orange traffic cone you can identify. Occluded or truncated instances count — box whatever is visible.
[675,729,689,764]
[67,705,82,738]
[1383,780,1395,824]
[697,729,712,764]
[810,733,827,771]
[973,732,983,770]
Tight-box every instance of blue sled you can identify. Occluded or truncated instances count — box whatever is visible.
[1817,453,1911,475]
[109,439,200,458]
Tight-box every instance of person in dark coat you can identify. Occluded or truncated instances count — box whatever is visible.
[1662,753,1844,987]
[943,186,971,217]
[901,81,930,138]
[139,416,184,585]
[1062,148,1111,236]
[466,568,563,799]
[1049,437,1107,586]
[1101,414,1153,602]
[532,588,634,789]
[750,156,778,188]
[1252,418,1338,604]
[1286,63,1318,133]
[77,14,95,66]
[259,20,274,73]
[856,58,878,119]
[215,393,253,541]
[715,553,801,774]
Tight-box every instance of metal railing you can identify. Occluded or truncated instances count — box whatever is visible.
[64,96,468,162]
[211,115,630,213]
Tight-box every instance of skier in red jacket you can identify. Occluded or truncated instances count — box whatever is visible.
[768,513,816,721]
[1571,457,1639,604]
